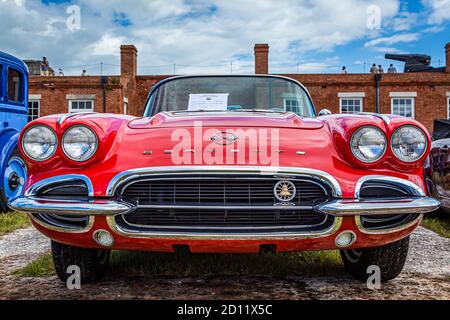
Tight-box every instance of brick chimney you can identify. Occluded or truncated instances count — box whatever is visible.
[120,45,138,115]
[254,44,269,74]
[446,42,450,73]
[121,45,138,78]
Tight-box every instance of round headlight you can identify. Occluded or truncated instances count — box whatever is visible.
[391,126,427,163]
[350,126,387,163]
[22,126,57,161]
[62,126,98,162]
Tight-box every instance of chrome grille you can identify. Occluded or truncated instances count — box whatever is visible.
[120,178,328,207]
[117,176,332,233]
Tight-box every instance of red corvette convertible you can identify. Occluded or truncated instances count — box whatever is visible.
[10,75,439,283]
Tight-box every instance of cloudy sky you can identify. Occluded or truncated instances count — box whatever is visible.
[0,0,449,75]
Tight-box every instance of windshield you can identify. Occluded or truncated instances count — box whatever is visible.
[144,76,316,117]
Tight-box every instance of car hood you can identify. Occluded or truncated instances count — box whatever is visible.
[128,111,324,130]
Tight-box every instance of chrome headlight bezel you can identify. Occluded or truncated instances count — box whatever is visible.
[391,125,428,163]
[22,125,58,162]
[350,126,387,164]
[62,125,99,162]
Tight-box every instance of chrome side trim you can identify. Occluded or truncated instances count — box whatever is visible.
[106,166,342,198]
[354,175,425,198]
[355,215,423,235]
[317,197,440,217]
[25,174,95,197]
[29,214,95,234]
[106,216,344,240]
[9,197,135,216]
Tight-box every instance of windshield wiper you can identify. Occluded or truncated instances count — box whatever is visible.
[171,110,227,114]
[232,109,288,114]
[170,109,289,115]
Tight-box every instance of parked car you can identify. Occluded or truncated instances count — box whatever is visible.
[0,51,28,212]
[426,120,450,214]
[9,75,439,283]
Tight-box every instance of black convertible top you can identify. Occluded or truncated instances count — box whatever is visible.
[433,120,450,141]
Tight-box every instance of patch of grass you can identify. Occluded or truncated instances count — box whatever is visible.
[110,250,344,277]
[16,250,343,279]
[0,212,31,236]
[13,253,55,278]
[422,218,450,238]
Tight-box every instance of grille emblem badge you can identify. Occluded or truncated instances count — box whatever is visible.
[274,181,297,202]
[211,132,238,145]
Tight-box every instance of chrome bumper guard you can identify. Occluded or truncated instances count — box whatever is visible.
[317,197,440,216]
[9,197,135,216]
[9,196,439,217]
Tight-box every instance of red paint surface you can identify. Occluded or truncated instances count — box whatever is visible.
[22,112,430,252]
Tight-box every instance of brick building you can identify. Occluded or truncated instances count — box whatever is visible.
[28,43,450,133]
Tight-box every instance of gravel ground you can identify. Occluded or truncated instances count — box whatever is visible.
[0,226,448,300]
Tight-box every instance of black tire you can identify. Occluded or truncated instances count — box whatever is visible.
[51,241,111,284]
[0,149,23,213]
[0,188,8,213]
[341,236,410,282]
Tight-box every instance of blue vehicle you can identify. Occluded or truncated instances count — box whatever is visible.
[0,51,28,212]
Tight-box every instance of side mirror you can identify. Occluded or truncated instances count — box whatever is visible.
[318,109,332,116]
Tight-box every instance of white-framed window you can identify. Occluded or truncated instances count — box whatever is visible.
[340,98,363,114]
[66,94,96,114]
[390,92,416,118]
[68,100,94,113]
[282,93,308,114]
[28,94,41,122]
[338,93,365,114]
[284,98,301,114]
[28,100,40,122]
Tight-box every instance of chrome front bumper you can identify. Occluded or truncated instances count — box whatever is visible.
[9,196,440,217]
[9,168,441,225]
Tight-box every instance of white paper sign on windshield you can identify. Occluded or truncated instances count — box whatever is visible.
[188,93,229,111]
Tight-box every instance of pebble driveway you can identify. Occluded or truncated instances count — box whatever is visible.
[0,226,448,300]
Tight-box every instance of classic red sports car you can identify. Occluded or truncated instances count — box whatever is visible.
[10,75,439,283]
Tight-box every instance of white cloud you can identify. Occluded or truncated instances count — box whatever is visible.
[0,0,404,75]
[371,46,405,54]
[364,33,419,48]
[422,0,450,24]
[90,34,126,56]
